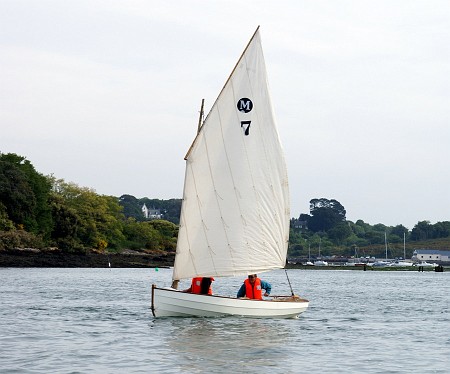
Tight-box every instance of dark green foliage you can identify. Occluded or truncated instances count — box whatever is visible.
[0,229,44,250]
[148,219,178,238]
[363,230,385,245]
[49,178,126,251]
[307,198,346,232]
[0,201,15,231]
[118,195,182,224]
[0,157,37,228]
[119,195,144,221]
[433,221,450,238]
[0,153,52,237]
[411,220,450,241]
[1,153,448,257]
[48,193,80,251]
[122,218,177,252]
[327,223,352,245]
[391,224,408,238]
[289,197,449,258]
[122,218,161,250]
[0,153,182,253]
[139,198,181,224]
[148,219,178,252]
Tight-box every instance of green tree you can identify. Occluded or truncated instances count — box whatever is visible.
[48,193,80,250]
[364,230,385,245]
[372,223,388,233]
[50,178,125,251]
[140,198,182,224]
[119,194,144,221]
[391,224,408,238]
[411,221,433,241]
[122,218,161,250]
[328,223,352,245]
[307,198,346,232]
[432,221,450,238]
[148,219,178,251]
[0,153,52,237]
[350,221,366,238]
[0,202,15,231]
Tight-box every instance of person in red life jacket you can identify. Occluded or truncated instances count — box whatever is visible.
[183,277,214,295]
[236,274,271,299]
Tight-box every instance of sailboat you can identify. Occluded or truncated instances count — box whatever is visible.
[372,232,391,267]
[314,237,328,266]
[392,233,413,267]
[151,27,309,318]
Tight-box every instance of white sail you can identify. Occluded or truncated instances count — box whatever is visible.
[172,28,290,280]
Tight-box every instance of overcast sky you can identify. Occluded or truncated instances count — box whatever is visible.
[1,1,449,229]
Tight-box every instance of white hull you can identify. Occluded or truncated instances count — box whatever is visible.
[372,261,391,267]
[392,261,414,267]
[151,285,309,319]
[414,261,438,267]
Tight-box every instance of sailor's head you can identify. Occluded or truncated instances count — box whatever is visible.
[248,274,257,283]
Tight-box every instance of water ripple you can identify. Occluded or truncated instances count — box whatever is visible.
[0,268,449,373]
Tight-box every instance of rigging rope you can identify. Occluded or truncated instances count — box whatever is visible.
[284,268,295,296]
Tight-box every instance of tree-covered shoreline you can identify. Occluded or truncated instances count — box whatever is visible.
[289,198,450,260]
[0,153,178,256]
[1,152,449,266]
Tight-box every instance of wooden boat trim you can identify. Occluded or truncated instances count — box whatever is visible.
[152,284,308,303]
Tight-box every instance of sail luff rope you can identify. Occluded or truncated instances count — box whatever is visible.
[184,26,260,160]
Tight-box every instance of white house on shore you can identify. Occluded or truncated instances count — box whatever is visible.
[141,204,163,220]
[412,249,450,263]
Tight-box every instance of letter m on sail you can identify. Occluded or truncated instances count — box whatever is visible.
[237,98,253,113]
[238,99,251,111]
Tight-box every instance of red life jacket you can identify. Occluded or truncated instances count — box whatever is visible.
[191,277,203,294]
[244,278,262,299]
[190,277,213,295]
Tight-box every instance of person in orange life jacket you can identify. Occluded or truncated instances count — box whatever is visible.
[183,277,214,295]
[236,274,271,299]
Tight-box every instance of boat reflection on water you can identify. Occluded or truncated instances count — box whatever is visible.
[161,317,296,371]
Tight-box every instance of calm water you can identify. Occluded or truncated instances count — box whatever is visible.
[0,267,448,373]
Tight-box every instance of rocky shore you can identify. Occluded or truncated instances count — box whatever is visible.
[0,248,175,268]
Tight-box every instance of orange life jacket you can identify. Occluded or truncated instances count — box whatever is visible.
[190,277,213,295]
[190,277,203,294]
[244,278,262,299]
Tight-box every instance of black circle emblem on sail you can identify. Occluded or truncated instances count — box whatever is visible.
[237,98,253,136]
[236,98,253,113]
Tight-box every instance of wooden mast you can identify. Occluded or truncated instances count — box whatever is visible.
[171,99,205,290]
[197,98,205,134]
